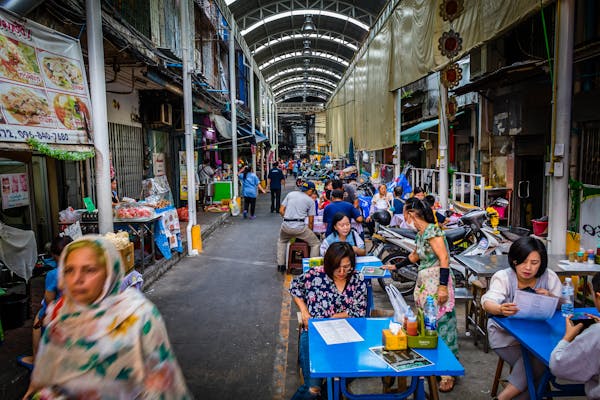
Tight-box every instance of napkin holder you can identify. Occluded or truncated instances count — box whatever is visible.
[406,309,438,349]
[382,328,407,350]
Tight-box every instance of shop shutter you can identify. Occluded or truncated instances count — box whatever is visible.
[108,123,144,199]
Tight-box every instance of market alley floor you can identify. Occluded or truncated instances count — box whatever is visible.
[147,180,506,400]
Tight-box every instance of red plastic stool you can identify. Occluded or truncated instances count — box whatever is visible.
[287,239,309,273]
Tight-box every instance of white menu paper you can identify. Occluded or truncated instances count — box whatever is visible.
[312,319,364,345]
[512,290,558,320]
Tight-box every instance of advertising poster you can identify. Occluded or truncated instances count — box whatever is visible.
[153,152,166,176]
[0,10,93,145]
[579,186,600,250]
[1,173,29,209]
[179,151,198,200]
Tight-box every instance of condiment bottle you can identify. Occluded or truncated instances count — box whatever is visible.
[406,310,418,336]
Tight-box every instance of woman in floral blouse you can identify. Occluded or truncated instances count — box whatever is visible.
[289,242,367,400]
[24,235,191,400]
[383,198,458,393]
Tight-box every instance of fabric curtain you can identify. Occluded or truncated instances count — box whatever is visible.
[327,0,553,154]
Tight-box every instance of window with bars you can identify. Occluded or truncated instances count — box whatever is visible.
[105,0,151,38]
[108,123,144,199]
[579,123,600,186]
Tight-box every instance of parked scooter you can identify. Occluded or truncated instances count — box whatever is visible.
[370,200,517,294]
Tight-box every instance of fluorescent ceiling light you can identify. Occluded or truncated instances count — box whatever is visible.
[274,84,333,97]
[241,10,369,36]
[272,76,337,90]
[253,33,357,56]
[266,67,342,82]
[259,51,348,70]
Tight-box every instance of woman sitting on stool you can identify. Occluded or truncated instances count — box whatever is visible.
[289,242,367,400]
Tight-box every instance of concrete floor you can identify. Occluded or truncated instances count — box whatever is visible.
[146,180,518,400]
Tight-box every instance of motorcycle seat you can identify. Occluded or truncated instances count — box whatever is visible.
[444,227,468,243]
[387,227,417,240]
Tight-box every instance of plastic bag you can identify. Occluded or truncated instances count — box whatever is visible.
[58,207,80,223]
[64,221,82,240]
[177,207,189,222]
[230,198,240,216]
[142,176,174,206]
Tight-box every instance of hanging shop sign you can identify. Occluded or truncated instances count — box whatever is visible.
[0,10,93,146]
[178,151,199,201]
[1,173,29,209]
[153,152,166,176]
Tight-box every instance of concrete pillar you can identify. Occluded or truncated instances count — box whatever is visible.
[438,79,449,209]
[548,0,575,255]
[86,0,112,234]
[394,90,402,178]
[180,0,197,255]
[229,24,239,199]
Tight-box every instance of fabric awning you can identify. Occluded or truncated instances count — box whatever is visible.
[401,119,439,142]
[253,128,268,143]
[401,112,465,143]
[210,114,253,141]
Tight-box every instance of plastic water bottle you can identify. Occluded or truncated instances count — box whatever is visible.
[424,295,437,336]
[561,277,574,317]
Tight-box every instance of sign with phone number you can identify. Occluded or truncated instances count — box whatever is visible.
[0,125,90,145]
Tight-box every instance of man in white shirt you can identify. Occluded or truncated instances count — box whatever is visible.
[277,181,320,273]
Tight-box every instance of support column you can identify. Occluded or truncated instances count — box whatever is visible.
[438,79,449,209]
[180,0,197,255]
[86,0,112,234]
[274,103,279,160]
[548,0,575,255]
[394,90,402,178]
[229,24,239,199]
[470,105,478,175]
[250,70,256,173]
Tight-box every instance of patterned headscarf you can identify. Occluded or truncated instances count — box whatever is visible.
[32,235,191,399]
[57,235,125,307]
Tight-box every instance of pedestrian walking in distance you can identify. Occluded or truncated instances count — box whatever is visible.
[277,181,321,273]
[240,165,266,220]
[268,162,285,213]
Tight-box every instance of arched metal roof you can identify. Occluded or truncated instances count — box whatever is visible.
[226,0,387,104]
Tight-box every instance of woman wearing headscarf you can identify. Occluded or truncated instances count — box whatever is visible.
[24,235,191,400]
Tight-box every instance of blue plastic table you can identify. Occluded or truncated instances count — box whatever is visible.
[302,256,391,315]
[492,308,598,399]
[308,318,464,400]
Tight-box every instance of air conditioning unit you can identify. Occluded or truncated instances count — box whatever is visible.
[470,42,506,79]
[160,103,172,125]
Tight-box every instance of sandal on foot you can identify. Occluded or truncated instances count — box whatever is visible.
[439,376,455,393]
[17,355,34,371]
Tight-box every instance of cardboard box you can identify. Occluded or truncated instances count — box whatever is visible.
[119,242,134,271]
[382,329,407,350]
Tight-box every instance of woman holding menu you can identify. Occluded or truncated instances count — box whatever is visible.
[481,236,562,400]
[289,242,367,400]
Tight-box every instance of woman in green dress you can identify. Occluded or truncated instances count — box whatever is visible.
[385,198,458,392]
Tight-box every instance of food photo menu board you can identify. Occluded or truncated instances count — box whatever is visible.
[0,10,92,145]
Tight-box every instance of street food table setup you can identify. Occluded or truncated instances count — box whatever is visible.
[455,253,600,352]
[492,308,598,399]
[308,318,464,400]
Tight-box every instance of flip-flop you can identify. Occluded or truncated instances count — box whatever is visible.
[17,355,34,371]
[438,376,455,393]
